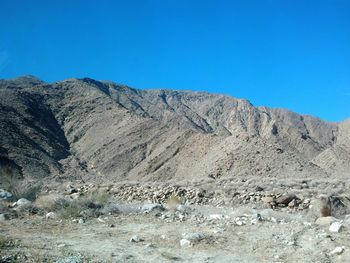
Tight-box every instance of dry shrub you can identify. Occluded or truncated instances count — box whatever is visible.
[167,194,182,212]
[57,191,111,219]
[1,166,42,202]
[34,194,69,211]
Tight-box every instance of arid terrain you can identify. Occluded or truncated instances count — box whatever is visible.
[1,76,350,262]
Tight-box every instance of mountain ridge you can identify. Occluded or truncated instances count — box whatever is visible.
[0,76,349,186]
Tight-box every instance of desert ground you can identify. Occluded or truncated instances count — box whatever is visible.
[2,178,350,263]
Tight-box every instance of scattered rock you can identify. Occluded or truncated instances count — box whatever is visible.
[57,244,67,248]
[0,189,13,200]
[177,205,193,214]
[182,232,207,246]
[141,203,164,213]
[129,235,144,243]
[319,195,348,218]
[270,217,277,223]
[303,199,311,204]
[208,214,224,220]
[252,213,263,222]
[329,246,345,256]
[236,220,244,226]
[46,212,56,220]
[255,186,264,192]
[262,196,274,204]
[66,185,78,194]
[180,239,191,247]
[70,193,82,199]
[276,194,297,205]
[315,216,337,226]
[288,199,297,208]
[145,243,155,248]
[329,222,343,233]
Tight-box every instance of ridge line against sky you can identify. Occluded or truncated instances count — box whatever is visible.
[0,0,349,121]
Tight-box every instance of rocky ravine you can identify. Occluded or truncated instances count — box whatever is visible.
[0,75,349,187]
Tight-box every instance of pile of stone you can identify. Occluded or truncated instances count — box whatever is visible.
[232,191,310,210]
[109,184,213,205]
[61,183,314,214]
[260,193,310,210]
[108,184,312,212]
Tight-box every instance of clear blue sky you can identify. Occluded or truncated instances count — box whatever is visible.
[0,0,349,122]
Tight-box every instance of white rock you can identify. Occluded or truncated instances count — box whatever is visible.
[330,246,345,255]
[16,198,32,207]
[208,214,224,220]
[78,218,85,224]
[129,235,144,242]
[250,219,258,225]
[329,222,343,233]
[57,243,67,248]
[46,212,56,220]
[180,239,191,247]
[303,198,311,204]
[271,217,277,223]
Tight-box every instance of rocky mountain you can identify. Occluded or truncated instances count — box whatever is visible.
[0,76,349,186]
